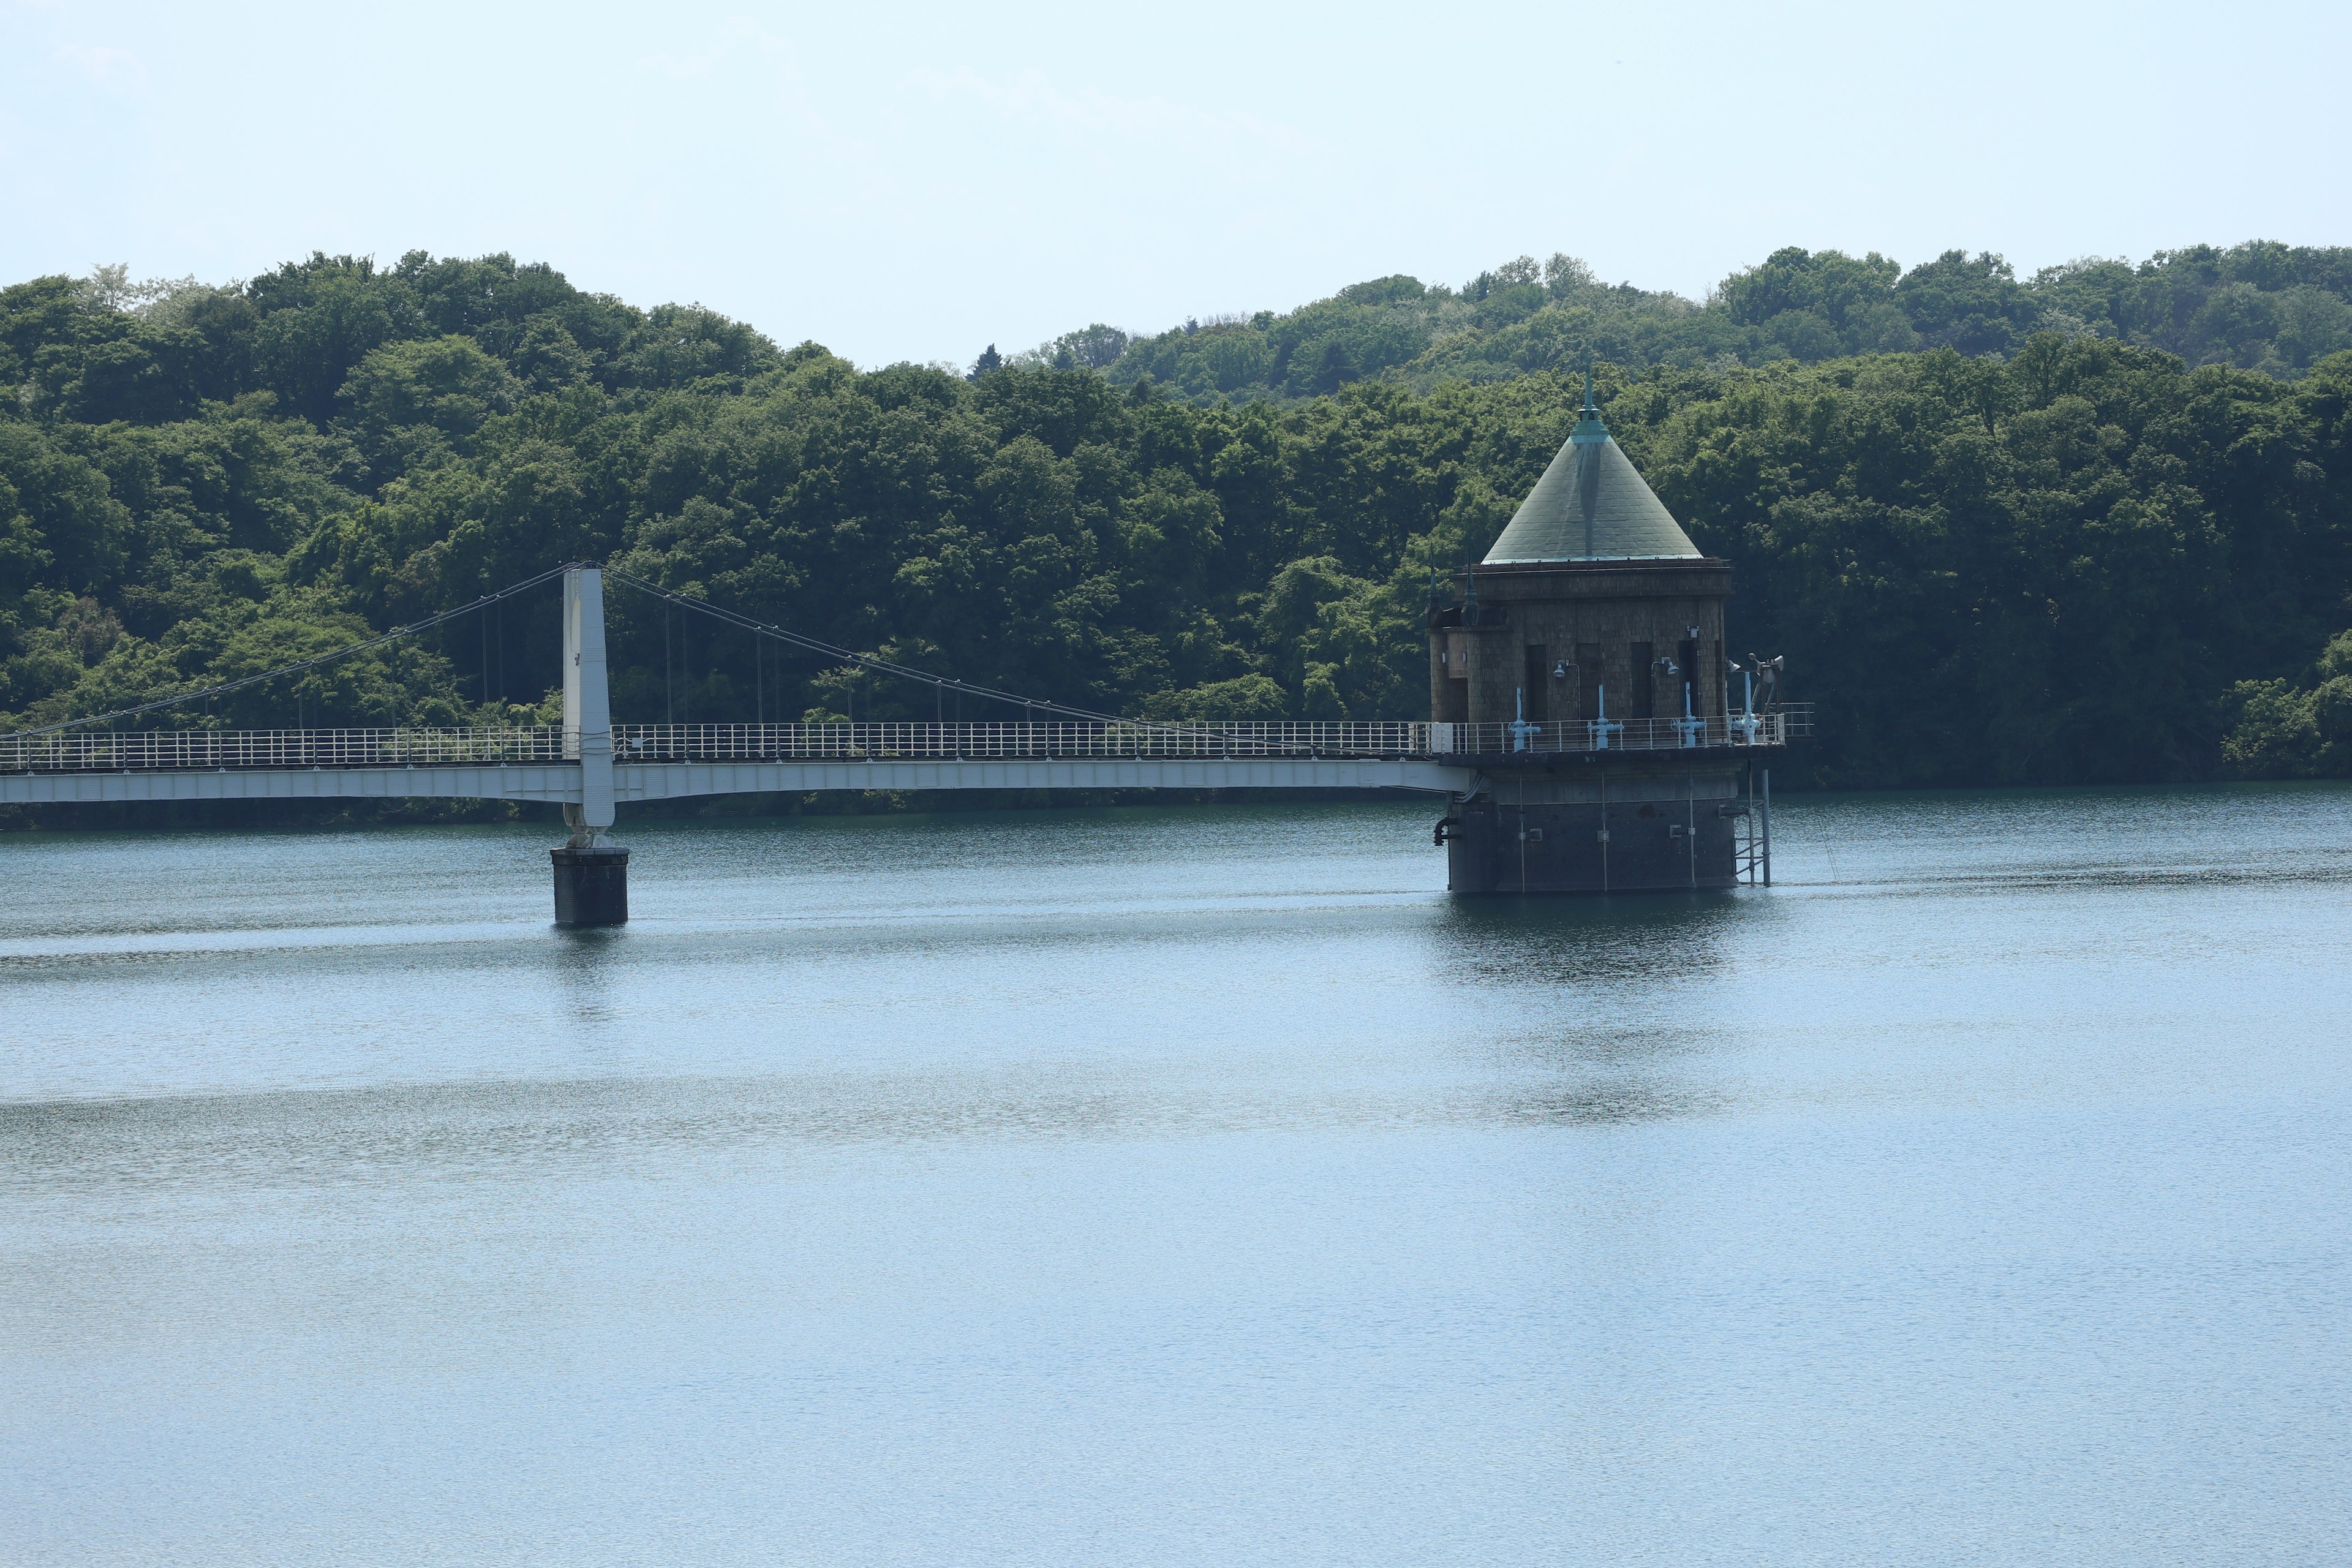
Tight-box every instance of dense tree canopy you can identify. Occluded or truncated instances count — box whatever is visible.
[1092,242,2352,402]
[4,244,2350,799]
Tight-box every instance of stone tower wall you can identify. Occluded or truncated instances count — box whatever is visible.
[1428,561,1734,727]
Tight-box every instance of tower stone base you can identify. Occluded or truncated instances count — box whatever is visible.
[1444,763,1744,893]
[551,843,630,926]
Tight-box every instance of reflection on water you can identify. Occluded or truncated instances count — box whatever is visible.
[1434,889,1742,984]
[4,785,2350,1566]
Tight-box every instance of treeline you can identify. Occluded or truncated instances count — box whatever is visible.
[3,249,2350,794]
[1036,242,2352,403]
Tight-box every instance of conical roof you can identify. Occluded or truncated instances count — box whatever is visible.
[1482,391,1701,564]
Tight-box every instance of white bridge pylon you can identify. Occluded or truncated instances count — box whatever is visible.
[562,565,617,845]
[0,568,1481,813]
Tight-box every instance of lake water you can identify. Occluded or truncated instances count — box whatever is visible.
[4,785,2349,1566]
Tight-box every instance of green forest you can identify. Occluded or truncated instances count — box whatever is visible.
[4,243,2351,804]
[1046,242,2352,396]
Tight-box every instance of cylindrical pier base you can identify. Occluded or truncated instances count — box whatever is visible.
[551,844,630,927]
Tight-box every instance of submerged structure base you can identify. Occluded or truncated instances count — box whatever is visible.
[551,843,630,926]
[1442,759,1757,894]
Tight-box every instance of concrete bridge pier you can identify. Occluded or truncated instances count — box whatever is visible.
[552,824,629,926]
[554,566,627,927]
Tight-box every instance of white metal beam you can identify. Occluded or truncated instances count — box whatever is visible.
[613,757,1476,799]
[0,756,1476,807]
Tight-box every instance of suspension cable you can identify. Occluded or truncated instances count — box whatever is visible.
[11,562,1226,741]
[0,564,573,739]
[604,568,1168,729]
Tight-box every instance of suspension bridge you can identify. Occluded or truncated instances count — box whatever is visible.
[0,567,1802,924]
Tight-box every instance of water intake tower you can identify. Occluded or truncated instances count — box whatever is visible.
[1428,385,1788,892]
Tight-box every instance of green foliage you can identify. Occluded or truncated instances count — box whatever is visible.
[1637,343,2352,784]
[2220,629,2352,776]
[0,252,780,732]
[4,247,2352,793]
[1091,241,2352,404]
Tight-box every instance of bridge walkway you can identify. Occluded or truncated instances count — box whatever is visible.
[0,568,1800,922]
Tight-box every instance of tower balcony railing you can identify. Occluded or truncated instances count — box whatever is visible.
[1423,704,1811,757]
[0,708,1811,774]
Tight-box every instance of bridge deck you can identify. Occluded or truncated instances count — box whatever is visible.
[0,713,1803,772]
[0,756,1477,806]
[0,714,1806,807]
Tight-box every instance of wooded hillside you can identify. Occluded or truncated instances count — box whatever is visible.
[6,246,2350,791]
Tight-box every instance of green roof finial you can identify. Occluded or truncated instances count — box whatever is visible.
[1570,369,1608,447]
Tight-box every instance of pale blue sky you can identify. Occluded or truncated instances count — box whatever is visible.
[4,0,2345,367]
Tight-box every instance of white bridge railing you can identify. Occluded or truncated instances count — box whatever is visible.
[0,709,1807,774]
[611,721,1429,761]
[0,726,572,772]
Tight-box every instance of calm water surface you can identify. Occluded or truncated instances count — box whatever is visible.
[4,786,2349,1566]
